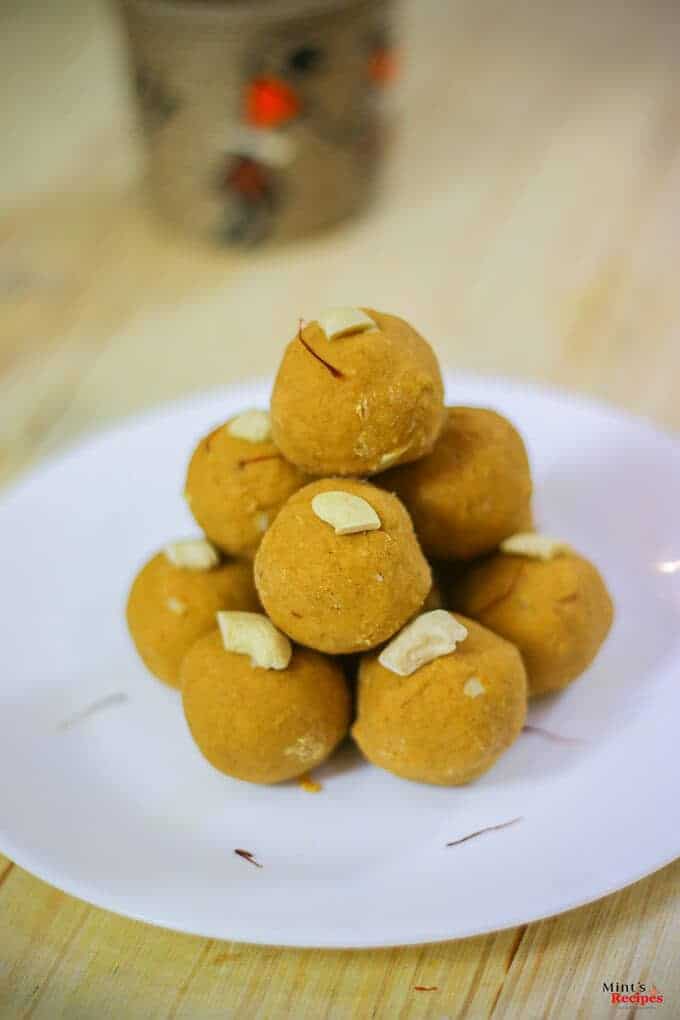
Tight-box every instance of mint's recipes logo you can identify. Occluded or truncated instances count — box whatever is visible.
[603,982,664,1009]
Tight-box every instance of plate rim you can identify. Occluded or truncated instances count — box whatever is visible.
[3,371,678,502]
[1,825,678,949]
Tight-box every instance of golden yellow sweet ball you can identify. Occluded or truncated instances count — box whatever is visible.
[181,630,351,784]
[352,615,527,785]
[451,544,614,696]
[185,410,307,559]
[379,406,533,560]
[254,478,432,654]
[126,543,260,687]
[270,308,445,477]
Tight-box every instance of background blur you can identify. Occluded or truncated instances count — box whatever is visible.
[2,0,680,484]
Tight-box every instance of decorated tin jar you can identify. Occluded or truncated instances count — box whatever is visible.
[119,0,398,245]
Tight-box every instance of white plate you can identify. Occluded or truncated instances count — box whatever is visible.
[1,375,678,948]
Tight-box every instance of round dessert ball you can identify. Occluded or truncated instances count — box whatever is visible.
[270,308,445,477]
[181,631,351,783]
[379,406,533,560]
[352,616,527,785]
[451,549,613,696]
[254,478,432,654]
[126,548,260,687]
[185,411,307,558]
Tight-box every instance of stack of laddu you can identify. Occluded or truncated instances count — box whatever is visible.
[127,308,613,786]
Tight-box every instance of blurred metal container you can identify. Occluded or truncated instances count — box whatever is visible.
[119,0,397,246]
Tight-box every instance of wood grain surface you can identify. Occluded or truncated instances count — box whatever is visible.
[1,0,679,1016]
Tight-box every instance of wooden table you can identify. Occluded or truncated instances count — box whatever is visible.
[2,0,679,1016]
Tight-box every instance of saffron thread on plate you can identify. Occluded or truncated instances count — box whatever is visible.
[414,985,438,992]
[234,848,263,869]
[523,724,584,745]
[446,816,523,847]
[57,692,128,731]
